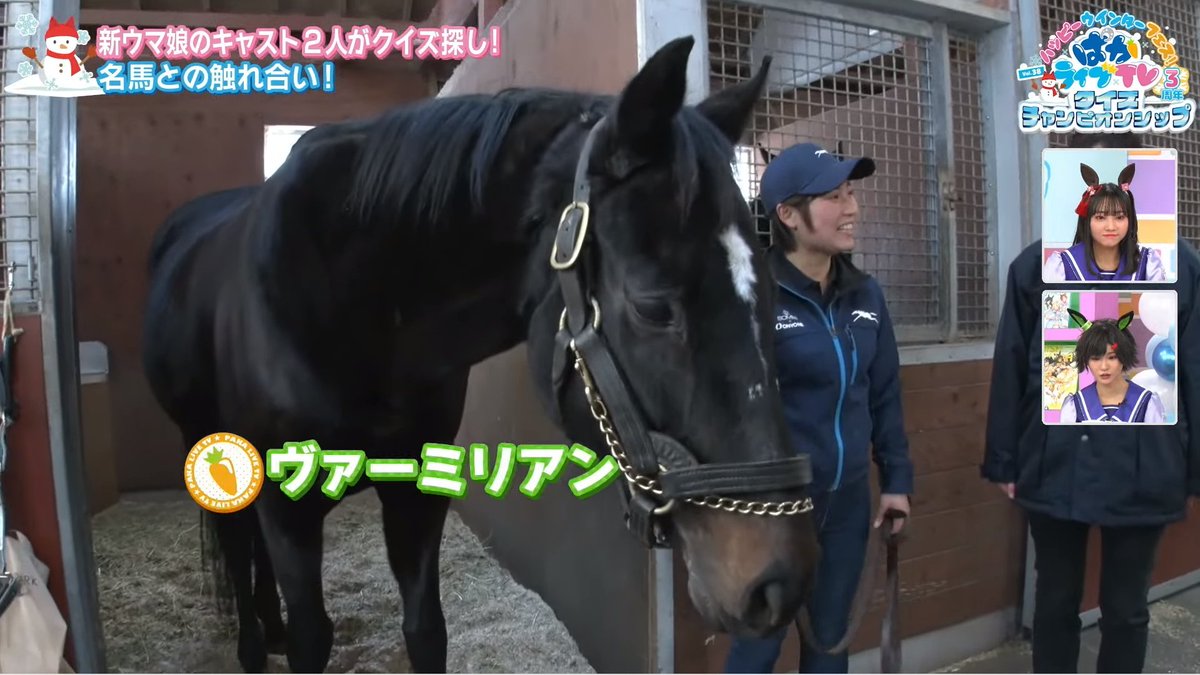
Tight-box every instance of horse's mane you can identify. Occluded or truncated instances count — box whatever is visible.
[343,85,740,238]
[344,87,597,233]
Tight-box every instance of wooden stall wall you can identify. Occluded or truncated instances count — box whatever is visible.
[75,57,431,493]
[674,358,1027,672]
[1081,493,1200,613]
[436,2,654,673]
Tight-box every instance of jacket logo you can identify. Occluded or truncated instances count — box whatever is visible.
[776,309,804,330]
[851,310,879,324]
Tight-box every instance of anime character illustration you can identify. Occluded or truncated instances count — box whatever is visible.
[1043,162,1165,282]
[1057,308,1166,423]
[1043,291,1070,328]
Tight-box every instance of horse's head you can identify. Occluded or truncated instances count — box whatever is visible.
[524,36,820,637]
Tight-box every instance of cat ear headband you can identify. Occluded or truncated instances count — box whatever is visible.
[1066,308,1134,334]
[1076,162,1136,216]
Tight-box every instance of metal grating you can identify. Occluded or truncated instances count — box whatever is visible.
[1040,0,1200,250]
[948,36,991,338]
[708,0,982,340]
[0,0,41,309]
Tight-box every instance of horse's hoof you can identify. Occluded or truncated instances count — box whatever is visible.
[238,636,268,673]
[265,632,287,656]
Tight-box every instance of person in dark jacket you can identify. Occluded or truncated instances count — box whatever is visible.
[725,143,914,674]
[981,130,1200,673]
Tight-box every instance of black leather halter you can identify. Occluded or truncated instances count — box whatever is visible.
[547,115,815,548]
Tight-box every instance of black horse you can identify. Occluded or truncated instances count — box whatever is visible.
[142,36,820,673]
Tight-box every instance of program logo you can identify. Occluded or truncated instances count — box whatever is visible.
[184,432,264,513]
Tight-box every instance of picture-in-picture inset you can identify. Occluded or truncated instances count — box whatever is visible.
[1041,147,1178,284]
[1042,290,1178,425]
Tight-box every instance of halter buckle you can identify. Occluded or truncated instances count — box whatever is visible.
[550,201,590,270]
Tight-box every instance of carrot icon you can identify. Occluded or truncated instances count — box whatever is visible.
[205,448,238,495]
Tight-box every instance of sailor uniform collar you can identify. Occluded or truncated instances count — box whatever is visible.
[1077,380,1152,422]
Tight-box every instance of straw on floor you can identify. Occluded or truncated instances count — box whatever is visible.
[91,490,595,673]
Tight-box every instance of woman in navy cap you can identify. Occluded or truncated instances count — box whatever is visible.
[725,143,914,674]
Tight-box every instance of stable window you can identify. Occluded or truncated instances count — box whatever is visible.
[707,0,994,343]
[263,124,315,179]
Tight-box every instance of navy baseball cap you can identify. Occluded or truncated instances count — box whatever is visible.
[759,143,876,214]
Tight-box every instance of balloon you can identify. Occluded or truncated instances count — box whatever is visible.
[1137,292,1175,337]
[1152,342,1176,382]
[1144,334,1165,370]
[1131,369,1178,419]
[1131,369,1160,390]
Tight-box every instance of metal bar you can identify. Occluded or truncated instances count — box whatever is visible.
[78,9,426,32]
[895,323,949,345]
[977,19,1022,329]
[38,0,104,668]
[944,33,991,338]
[652,548,674,674]
[826,0,1010,33]
[929,23,958,342]
[745,0,934,38]
[638,0,709,105]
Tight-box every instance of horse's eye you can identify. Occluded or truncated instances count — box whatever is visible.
[630,297,676,327]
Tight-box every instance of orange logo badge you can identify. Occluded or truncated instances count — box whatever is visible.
[184,432,264,513]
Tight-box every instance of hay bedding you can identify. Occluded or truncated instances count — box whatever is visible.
[91,490,596,673]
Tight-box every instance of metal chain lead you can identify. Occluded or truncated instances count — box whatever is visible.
[568,341,814,517]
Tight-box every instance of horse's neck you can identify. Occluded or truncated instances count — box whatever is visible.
[251,94,594,382]
[385,100,600,369]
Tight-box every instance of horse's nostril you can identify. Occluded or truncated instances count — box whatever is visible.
[742,566,801,631]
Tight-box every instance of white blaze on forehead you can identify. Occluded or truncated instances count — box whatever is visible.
[718,224,769,400]
[719,224,757,304]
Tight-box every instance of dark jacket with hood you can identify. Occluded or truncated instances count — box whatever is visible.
[981,238,1200,526]
[769,247,914,496]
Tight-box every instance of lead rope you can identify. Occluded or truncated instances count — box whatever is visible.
[0,261,24,616]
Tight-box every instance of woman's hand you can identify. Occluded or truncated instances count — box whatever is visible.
[874,494,910,534]
[997,482,1015,499]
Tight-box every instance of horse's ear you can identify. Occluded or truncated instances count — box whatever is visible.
[613,36,692,155]
[1067,307,1092,330]
[1080,163,1099,187]
[1117,310,1134,331]
[1118,163,1136,186]
[696,55,772,144]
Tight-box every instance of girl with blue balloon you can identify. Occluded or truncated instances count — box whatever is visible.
[1057,309,1165,423]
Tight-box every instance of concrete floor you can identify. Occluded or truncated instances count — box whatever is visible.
[939,584,1200,673]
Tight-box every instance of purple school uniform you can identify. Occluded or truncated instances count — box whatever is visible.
[1057,242,1151,281]
[1066,381,1154,423]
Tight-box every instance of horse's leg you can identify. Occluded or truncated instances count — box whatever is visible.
[375,484,451,673]
[188,422,266,673]
[207,508,268,673]
[255,493,334,674]
[252,514,287,654]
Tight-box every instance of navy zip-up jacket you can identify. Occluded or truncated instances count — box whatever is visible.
[981,238,1200,526]
[769,247,915,496]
